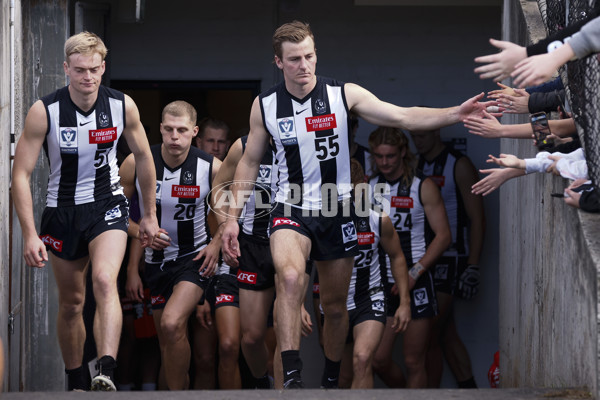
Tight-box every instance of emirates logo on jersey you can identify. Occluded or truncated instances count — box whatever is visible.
[391,196,413,208]
[89,127,117,144]
[172,185,200,198]
[305,114,337,132]
[430,176,445,187]
[358,232,375,245]
[40,234,63,252]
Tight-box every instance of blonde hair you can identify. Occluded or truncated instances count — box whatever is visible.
[64,32,107,63]
[272,21,315,59]
[162,101,198,125]
[368,126,415,187]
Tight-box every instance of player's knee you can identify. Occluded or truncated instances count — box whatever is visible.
[404,352,425,373]
[353,349,374,374]
[92,270,117,296]
[218,336,240,361]
[277,269,304,297]
[160,316,186,342]
[59,296,85,319]
[320,300,346,321]
[241,328,263,348]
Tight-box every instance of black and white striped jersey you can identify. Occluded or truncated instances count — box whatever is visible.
[417,147,468,257]
[347,208,384,310]
[136,145,213,263]
[370,173,428,284]
[259,76,352,210]
[239,135,277,241]
[42,86,125,207]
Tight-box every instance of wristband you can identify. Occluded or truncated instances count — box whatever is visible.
[408,262,425,281]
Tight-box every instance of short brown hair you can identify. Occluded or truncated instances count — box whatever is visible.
[162,101,198,125]
[64,31,107,63]
[368,127,416,187]
[272,21,315,59]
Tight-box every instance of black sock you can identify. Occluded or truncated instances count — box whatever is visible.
[457,376,477,388]
[255,371,271,389]
[96,355,118,382]
[66,365,89,391]
[281,350,303,382]
[320,356,341,388]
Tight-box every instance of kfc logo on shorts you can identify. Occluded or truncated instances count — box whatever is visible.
[413,288,429,306]
[237,270,257,285]
[216,294,234,304]
[40,234,63,252]
[313,283,320,295]
[391,196,413,209]
[272,218,300,227]
[151,295,166,306]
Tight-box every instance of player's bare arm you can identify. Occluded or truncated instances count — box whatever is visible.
[121,94,159,245]
[381,214,411,333]
[221,98,269,261]
[417,178,452,271]
[345,83,491,131]
[455,157,485,265]
[12,101,50,268]
[195,157,223,276]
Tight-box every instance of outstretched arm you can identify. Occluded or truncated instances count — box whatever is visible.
[486,153,526,169]
[471,168,526,196]
[474,39,528,81]
[345,83,496,132]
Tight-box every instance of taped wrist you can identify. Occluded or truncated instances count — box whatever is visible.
[408,262,425,281]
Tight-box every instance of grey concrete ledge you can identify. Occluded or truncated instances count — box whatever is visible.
[0,388,594,400]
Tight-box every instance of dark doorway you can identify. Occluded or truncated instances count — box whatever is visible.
[111,80,261,145]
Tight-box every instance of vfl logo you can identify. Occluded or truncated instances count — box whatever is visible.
[277,117,298,146]
[413,288,429,306]
[156,182,162,205]
[40,234,63,252]
[59,127,78,154]
[257,165,272,184]
[434,264,449,280]
[314,99,327,114]
[215,294,234,304]
[183,171,194,185]
[341,221,357,243]
[237,270,257,285]
[105,206,122,221]
[278,118,294,135]
[272,218,300,228]
[372,300,385,313]
[98,112,109,127]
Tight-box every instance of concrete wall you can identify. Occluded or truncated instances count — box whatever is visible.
[0,0,13,391]
[499,0,599,396]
